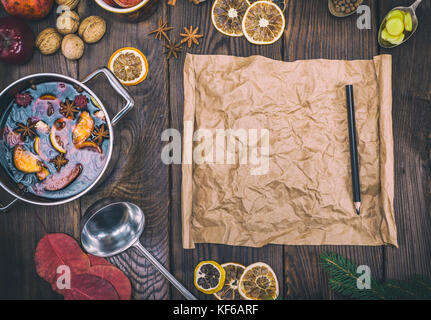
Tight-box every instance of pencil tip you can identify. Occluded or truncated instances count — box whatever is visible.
[354,202,361,215]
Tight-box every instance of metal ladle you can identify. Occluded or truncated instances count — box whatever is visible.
[378,0,423,48]
[81,202,197,300]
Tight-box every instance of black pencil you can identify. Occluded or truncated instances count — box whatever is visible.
[346,85,361,215]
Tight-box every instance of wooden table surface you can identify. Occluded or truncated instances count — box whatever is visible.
[1,0,431,300]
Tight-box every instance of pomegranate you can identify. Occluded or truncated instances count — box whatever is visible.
[0,17,35,64]
[1,0,54,20]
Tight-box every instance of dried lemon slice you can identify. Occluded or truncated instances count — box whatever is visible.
[242,1,286,45]
[108,47,148,86]
[194,261,226,294]
[214,263,246,300]
[212,0,251,37]
[238,262,279,300]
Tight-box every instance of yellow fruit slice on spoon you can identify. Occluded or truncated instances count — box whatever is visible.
[385,17,404,36]
[242,1,286,45]
[108,47,148,86]
[404,12,413,32]
[194,261,226,294]
[212,0,251,37]
[238,262,279,300]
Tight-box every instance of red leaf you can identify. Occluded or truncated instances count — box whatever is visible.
[88,265,132,300]
[61,273,119,300]
[87,254,112,267]
[34,233,90,284]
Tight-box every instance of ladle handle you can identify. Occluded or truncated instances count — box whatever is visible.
[133,242,197,300]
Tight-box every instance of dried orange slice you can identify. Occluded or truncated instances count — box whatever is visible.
[214,263,246,300]
[194,261,226,294]
[108,47,148,86]
[73,111,95,145]
[212,0,251,37]
[242,1,285,45]
[238,262,279,300]
[13,146,42,173]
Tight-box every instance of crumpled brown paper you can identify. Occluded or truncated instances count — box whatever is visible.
[181,54,397,249]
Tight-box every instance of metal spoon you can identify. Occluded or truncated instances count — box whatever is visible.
[81,201,197,300]
[378,0,423,48]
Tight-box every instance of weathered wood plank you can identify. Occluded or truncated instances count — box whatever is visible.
[378,0,431,282]
[78,1,171,300]
[282,0,384,299]
[168,0,285,300]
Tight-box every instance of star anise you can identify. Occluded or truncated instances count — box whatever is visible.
[180,26,204,48]
[149,17,174,41]
[60,98,79,119]
[91,124,110,145]
[50,153,69,172]
[16,119,37,140]
[163,39,182,60]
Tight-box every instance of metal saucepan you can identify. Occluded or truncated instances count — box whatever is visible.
[0,68,134,212]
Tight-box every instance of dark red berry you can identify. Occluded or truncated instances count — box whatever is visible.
[15,92,33,107]
[74,95,88,110]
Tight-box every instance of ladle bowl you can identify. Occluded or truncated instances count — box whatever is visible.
[81,202,197,300]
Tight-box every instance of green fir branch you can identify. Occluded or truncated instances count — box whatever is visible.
[319,252,431,300]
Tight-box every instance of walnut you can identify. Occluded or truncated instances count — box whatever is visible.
[79,16,106,44]
[61,34,84,60]
[36,28,62,55]
[56,11,80,35]
[55,0,80,10]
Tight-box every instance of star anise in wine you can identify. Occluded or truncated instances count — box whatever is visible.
[50,153,69,172]
[60,98,79,119]
[16,119,37,140]
[149,17,174,41]
[163,39,182,60]
[91,124,110,145]
[180,26,204,48]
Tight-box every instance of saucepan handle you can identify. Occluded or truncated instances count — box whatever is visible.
[0,198,18,213]
[81,67,135,127]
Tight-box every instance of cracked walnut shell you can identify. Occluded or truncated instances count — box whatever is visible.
[56,11,80,35]
[56,0,80,10]
[36,28,62,55]
[79,16,106,44]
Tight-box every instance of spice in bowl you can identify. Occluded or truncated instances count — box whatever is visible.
[329,0,363,17]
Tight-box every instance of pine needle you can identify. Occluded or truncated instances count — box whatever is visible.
[319,252,431,300]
